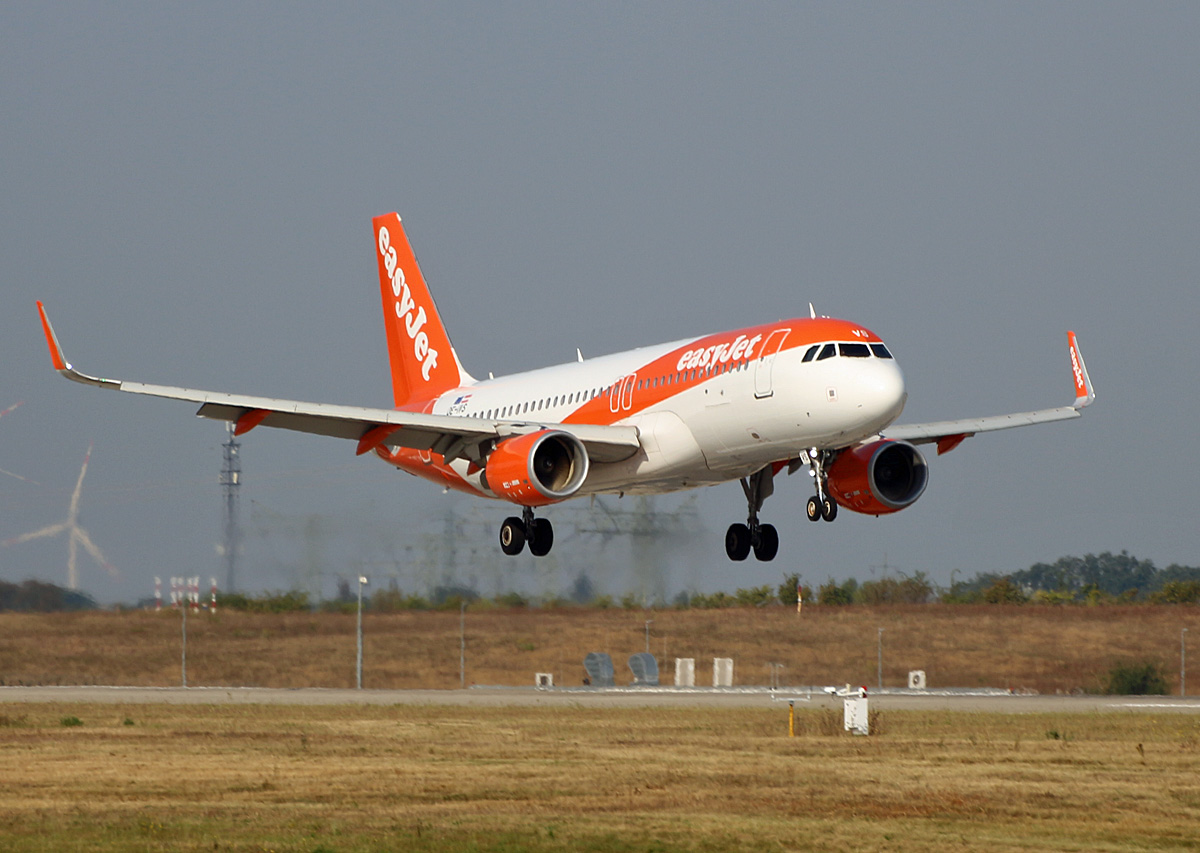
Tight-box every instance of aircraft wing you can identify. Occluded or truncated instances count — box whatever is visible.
[36,303,641,465]
[881,331,1095,455]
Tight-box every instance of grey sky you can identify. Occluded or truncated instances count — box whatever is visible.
[2,3,1197,604]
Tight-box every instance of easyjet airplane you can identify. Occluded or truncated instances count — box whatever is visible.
[37,212,1095,562]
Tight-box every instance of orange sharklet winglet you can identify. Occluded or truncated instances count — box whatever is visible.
[234,409,271,436]
[36,301,68,371]
[356,423,399,456]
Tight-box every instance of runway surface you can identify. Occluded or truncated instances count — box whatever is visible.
[2,685,1198,713]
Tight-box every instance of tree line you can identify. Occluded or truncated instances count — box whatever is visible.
[4,551,1198,612]
[190,551,1200,611]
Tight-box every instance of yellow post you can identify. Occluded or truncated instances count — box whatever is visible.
[788,700,795,737]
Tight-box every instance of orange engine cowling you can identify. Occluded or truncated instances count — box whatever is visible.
[482,429,590,507]
[826,439,928,516]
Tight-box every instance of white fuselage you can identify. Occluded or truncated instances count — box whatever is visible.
[419,325,907,497]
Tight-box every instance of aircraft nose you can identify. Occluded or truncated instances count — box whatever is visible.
[862,359,907,426]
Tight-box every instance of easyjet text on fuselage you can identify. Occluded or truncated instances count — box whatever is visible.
[676,333,763,372]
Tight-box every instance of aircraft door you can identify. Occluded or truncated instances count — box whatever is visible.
[754,329,790,398]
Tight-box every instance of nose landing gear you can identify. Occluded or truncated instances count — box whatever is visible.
[804,448,838,522]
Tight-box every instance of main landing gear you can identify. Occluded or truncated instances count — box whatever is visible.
[804,447,838,523]
[499,507,554,557]
[724,450,840,561]
[725,466,780,562]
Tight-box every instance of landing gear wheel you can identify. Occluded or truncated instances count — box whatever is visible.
[753,523,779,562]
[806,496,822,522]
[499,517,526,556]
[821,496,838,522]
[725,523,752,561]
[527,518,554,557]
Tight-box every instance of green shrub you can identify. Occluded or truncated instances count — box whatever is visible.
[983,578,1028,604]
[1103,661,1169,695]
[1151,581,1200,604]
[494,592,529,609]
[817,579,856,606]
[216,590,311,613]
[735,585,774,607]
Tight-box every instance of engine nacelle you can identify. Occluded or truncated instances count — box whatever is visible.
[827,439,928,516]
[483,429,590,506]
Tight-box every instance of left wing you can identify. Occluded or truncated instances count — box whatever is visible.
[36,302,641,465]
[882,331,1095,455]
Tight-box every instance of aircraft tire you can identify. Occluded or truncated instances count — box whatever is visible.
[528,518,554,557]
[806,496,822,522]
[725,523,752,561]
[754,524,779,562]
[821,497,838,522]
[500,517,526,556]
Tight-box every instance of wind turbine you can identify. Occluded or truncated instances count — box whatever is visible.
[2,442,117,589]
[0,401,39,484]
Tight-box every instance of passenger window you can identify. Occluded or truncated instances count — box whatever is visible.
[802,345,819,363]
[817,343,836,361]
[840,343,871,358]
[870,343,893,359]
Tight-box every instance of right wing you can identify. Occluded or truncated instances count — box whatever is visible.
[37,302,641,465]
[882,331,1095,455]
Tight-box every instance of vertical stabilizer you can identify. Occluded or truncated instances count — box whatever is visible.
[373,213,472,407]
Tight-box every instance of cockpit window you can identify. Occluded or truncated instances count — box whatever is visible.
[816,343,837,361]
[839,343,871,358]
[870,343,893,359]
[802,345,819,363]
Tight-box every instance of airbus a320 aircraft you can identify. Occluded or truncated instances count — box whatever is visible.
[37,212,1095,562]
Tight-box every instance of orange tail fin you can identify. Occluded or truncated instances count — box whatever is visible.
[373,213,472,407]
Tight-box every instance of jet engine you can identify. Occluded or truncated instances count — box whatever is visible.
[826,439,928,515]
[483,429,590,506]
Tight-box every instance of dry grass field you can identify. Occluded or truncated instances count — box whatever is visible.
[1,702,1198,852]
[1,605,1197,693]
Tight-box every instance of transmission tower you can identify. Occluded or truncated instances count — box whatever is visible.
[219,422,242,592]
[576,494,702,605]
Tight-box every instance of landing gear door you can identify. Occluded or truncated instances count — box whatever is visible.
[754,329,790,399]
